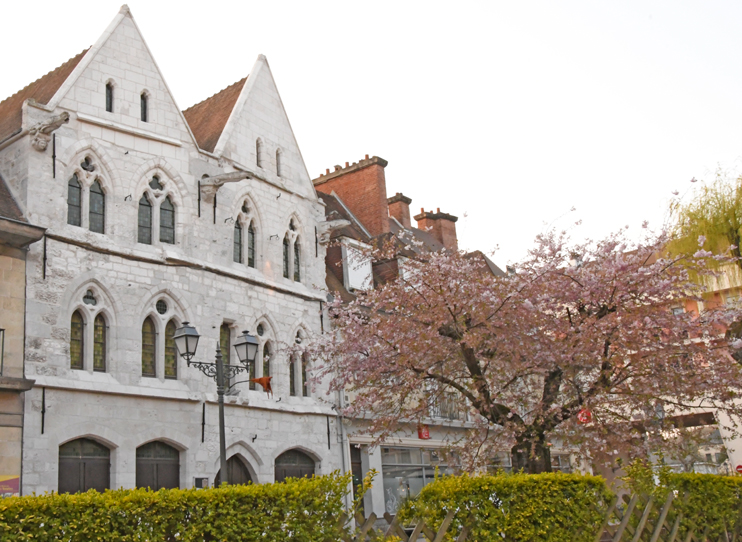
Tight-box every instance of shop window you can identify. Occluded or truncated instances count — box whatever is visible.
[381,447,453,514]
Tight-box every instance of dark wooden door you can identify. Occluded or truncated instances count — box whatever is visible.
[215,455,252,486]
[275,449,315,483]
[136,441,179,490]
[58,438,110,493]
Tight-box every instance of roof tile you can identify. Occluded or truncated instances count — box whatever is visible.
[0,49,88,143]
[182,77,246,153]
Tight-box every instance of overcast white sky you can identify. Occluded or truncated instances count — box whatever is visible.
[3,1,742,266]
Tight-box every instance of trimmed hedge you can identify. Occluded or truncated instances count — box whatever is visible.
[396,472,614,542]
[668,473,742,537]
[0,473,350,542]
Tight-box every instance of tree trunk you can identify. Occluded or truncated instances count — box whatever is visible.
[511,431,552,474]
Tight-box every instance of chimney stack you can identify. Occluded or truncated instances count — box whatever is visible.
[413,208,459,251]
[387,193,412,228]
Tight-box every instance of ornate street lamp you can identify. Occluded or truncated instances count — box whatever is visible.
[173,323,258,485]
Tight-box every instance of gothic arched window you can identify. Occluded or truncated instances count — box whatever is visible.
[283,236,290,279]
[70,310,84,370]
[140,92,148,122]
[165,319,177,379]
[302,352,309,397]
[138,195,152,245]
[160,196,175,244]
[89,180,105,234]
[233,222,243,263]
[294,240,301,282]
[105,83,114,113]
[93,313,106,372]
[262,342,271,378]
[67,175,82,227]
[247,223,255,268]
[141,317,156,377]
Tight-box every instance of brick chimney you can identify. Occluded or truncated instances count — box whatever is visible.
[387,193,412,228]
[312,156,390,237]
[413,208,458,251]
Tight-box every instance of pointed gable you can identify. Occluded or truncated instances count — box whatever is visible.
[0,50,88,142]
[183,78,247,153]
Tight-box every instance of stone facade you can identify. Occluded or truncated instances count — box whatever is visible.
[0,6,344,495]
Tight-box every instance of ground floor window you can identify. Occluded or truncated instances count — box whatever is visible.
[58,438,110,493]
[551,453,572,473]
[215,455,253,486]
[275,449,315,482]
[136,441,180,490]
[381,447,453,514]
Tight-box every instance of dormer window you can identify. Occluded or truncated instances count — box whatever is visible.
[341,239,372,291]
[105,83,113,113]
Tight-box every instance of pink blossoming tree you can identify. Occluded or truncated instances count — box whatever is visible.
[309,229,742,474]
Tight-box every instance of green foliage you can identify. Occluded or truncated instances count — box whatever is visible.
[668,171,742,272]
[0,473,350,542]
[396,472,614,542]
[622,458,742,538]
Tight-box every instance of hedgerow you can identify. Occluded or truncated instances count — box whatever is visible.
[396,472,614,542]
[0,473,350,542]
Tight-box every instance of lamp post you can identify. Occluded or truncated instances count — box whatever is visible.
[173,322,259,485]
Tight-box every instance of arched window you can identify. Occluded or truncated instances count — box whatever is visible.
[138,195,152,245]
[140,92,148,122]
[256,139,263,168]
[289,354,297,396]
[59,438,110,493]
[89,180,105,234]
[233,222,243,263]
[136,441,179,490]
[275,449,315,483]
[247,223,255,268]
[294,240,301,282]
[276,149,282,177]
[93,313,106,372]
[160,196,175,244]
[142,317,156,377]
[105,83,113,113]
[220,323,231,365]
[262,342,271,378]
[215,455,252,486]
[67,175,82,227]
[165,320,177,379]
[302,352,309,397]
[283,236,290,279]
[149,176,163,190]
[70,310,84,370]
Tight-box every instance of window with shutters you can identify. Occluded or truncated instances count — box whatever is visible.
[138,195,152,244]
[164,319,177,379]
[93,314,106,372]
[67,175,82,227]
[70,311,84,370]
[136,441,179,490]
[142,317,156,377]
[58,438,110,494]
[89,180,105,234]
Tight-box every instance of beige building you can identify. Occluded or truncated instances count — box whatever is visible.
[0,175,44,496]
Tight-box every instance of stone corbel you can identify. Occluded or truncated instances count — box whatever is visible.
[200,170,251,202]
[29,112,70,151]
[317,219,351,245]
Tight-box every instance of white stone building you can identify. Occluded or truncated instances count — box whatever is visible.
[0,6,345,495]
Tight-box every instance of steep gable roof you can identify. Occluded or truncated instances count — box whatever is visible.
[0,173,25,222]
[0,49,88,143]
[182,77,247,153]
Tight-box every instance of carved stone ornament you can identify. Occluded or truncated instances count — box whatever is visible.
[200,170,251,202]
[29,112,70,152]
[317,219,351,245]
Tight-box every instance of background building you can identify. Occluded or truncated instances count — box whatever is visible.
[0,6,343,495]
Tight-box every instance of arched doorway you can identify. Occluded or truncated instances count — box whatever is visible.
[214,455,253,486]
[58,438,110,493]
[275,449,316,483]
[136,441,180,490]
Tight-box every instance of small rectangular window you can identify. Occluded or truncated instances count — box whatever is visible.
[140,93,148,122]
[0,329,4,375]
[105,83,113,113]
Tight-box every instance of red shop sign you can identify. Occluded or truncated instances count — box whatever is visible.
[418,425,431,440]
